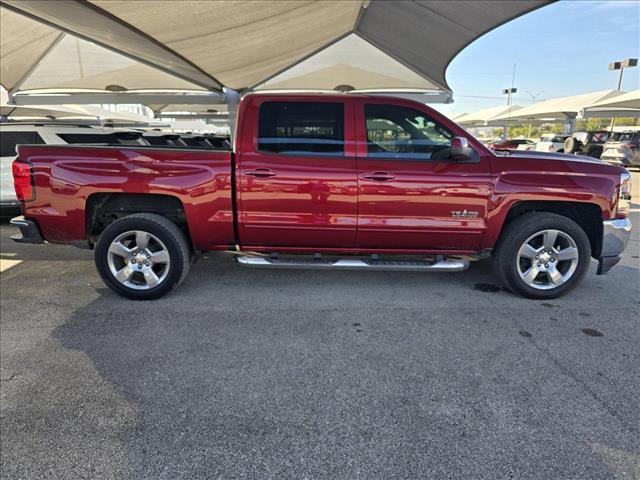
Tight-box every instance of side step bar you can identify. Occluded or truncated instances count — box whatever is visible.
[235,255,469,272]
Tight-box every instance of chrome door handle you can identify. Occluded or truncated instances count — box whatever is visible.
[363,171,395,181]
[246,168,277,178]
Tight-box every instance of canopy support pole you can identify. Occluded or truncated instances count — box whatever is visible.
[224,89,240,147]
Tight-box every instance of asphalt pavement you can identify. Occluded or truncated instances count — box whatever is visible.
[1,172,639,479]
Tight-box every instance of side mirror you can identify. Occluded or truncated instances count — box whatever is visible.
[451,136,474,161]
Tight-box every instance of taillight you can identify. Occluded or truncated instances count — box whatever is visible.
[12,160,34,202]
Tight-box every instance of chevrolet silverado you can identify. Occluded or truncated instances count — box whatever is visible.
[10,93,633,300]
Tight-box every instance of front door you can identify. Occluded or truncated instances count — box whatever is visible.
[237,98,357,248]
[355,100,492,250]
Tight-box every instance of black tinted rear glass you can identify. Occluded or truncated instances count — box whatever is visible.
[258,102,344,156]
[59,133,116,144]
[58,132,144,145]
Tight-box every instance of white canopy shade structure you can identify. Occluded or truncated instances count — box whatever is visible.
[1,103,88,119]
[1,0,550,104]
[454,105,524,127]
[0,6,206,94]
[580,90,640,119]
[0,101,152,126]
[492,90,624,122]
[148,103,228,116]
[156,112,230,122]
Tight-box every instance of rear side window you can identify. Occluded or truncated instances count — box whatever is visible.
[58,132,145,146]
[58,133,116,144]
[0,131,45,156]
[142,135,167,146]
[258,102,344,156]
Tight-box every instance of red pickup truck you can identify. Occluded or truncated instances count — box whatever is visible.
[10,93,633,300]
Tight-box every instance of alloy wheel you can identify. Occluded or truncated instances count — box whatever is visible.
[106,230,171,290]
[516,229,579,290]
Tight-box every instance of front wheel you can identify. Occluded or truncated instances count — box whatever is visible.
[493,212,591,299]
[95,213,191,300]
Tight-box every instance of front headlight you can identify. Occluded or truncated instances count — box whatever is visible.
[617,171,632,217]
[620,171,632,200]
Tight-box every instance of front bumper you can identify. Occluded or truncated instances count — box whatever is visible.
[10,216,45,244]
[597,217,632,275]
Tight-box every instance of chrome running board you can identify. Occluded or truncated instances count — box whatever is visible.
[235,255,469,272]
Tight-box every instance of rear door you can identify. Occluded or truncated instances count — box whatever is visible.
[236,96,357,248]
[354,99,492,250]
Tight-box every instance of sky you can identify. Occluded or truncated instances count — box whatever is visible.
[433,0,640,117]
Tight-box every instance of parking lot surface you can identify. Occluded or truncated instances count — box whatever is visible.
[1,172,639,480]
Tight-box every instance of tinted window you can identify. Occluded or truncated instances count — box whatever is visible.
[365,104,453,160]
[0,131,44,156]
[589,132,609,143]
[258,102,344,156]
[181,136,214,149]
[617,132,639,143]
[58,133,116,144]
[143,135,169,146]
[58,132,146,146]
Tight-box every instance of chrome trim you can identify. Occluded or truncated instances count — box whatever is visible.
[601,218,632,258]
[235,255,469,272]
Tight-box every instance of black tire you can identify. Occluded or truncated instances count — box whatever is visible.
[492,212,591,299]
[563,137,576,153]
[94,213,191,300]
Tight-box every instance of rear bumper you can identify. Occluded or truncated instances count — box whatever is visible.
[597,217,632,275]
[0,201,21,217]
[10,216,45,244]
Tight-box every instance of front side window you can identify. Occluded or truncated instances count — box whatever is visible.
[365,104,453,160]
[0,131,44,157]
[258,102,344,156]
[589,132,609,143]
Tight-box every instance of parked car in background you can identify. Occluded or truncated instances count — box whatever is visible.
[203,134,232,150]
[486,138,535,151]
[600,130,640,167]
[516,142,536,151]
[0,123,147,215]
[534,134,571,153]
[564,131,610,158]
[179,134,225,150]
[10,92,632,300]
[142,131,187,147]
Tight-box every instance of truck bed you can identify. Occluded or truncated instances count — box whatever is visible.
[16,144,236,250]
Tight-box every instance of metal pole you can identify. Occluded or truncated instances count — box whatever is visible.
[610,67,624,133]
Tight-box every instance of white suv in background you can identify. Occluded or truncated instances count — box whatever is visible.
[534,133,571,153]
[0,123,147,215]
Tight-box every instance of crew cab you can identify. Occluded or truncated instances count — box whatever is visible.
[10,93,633,300]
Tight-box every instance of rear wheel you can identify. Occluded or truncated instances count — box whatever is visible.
[95,213,190,300]
[493,212,591,299]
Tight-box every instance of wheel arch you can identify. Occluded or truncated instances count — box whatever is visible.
[498,201,603,258]
[85,192,191,247]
